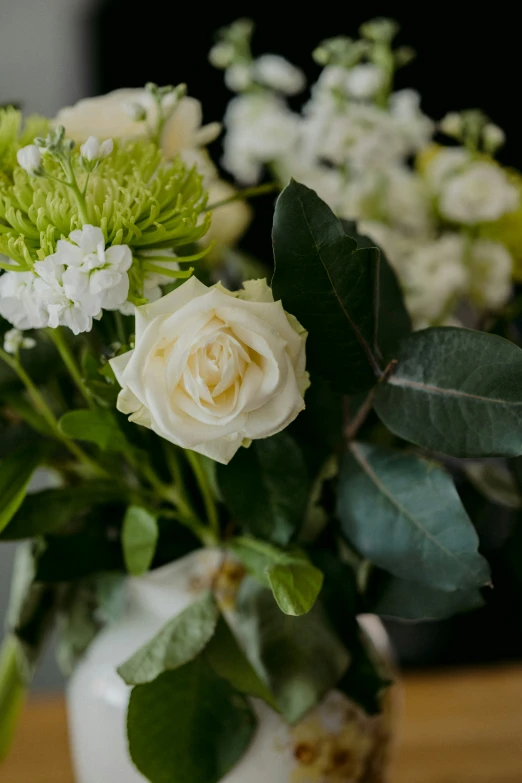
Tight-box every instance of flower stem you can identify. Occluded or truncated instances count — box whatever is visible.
[205,181,279,212]
[0,347,108,478]
[184,449,220,540]
[46,328,94,410]
[0,637,26,762]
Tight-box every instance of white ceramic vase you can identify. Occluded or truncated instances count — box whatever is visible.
[67,549,395,783]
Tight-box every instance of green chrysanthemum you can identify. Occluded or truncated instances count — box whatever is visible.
[0,107,49,178]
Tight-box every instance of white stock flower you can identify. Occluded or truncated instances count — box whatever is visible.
[80,136,114,162]
[439,112,463,137]
[253,55,305,95]
[3,328,36,354]
[16,144,42,175]
[423,147,471,192]
[223,94,300,183]
[33,256,96,335]
[110,276,309,464]
[0,271,48,330]
[225,64,253,92]
[439,162,519,224]
[468,239,513,310]
[483,123,505,152]
[345,64,385,99]
[55,89,220,160]
[48,225,132,312]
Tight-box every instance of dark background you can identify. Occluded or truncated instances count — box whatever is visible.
[93,2,522,668]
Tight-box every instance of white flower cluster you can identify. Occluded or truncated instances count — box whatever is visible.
[217,34,519,326]
[0,225,132,334]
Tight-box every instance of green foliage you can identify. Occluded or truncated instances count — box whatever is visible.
[338,442,490,591]
[234,578,349,722]
[58,409,129,452]
[272,180,380,394]
[122,506,159,576]
[0,637,26,761]
[118,592,219,685]
[229,537,323,615]
[374,327,522,458]
[127,658,256,783]
[0,107,48,177]
[217,431,309,545]
[0,444,47,534]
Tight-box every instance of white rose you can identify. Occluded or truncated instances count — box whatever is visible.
[54,88,220,159]
[110,276,309,464]
[439,161,519,224]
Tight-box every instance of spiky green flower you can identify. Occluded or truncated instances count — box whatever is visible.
[0,107,49,178]
[0,139,211,302]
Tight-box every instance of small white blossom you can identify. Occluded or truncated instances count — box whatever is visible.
[123,101,147,121]
[80,136,114,162]
[224,64,253,92]
[0,271,48,330]
[47,225,132,313]
[468,239,513,310]
[253,55,306,95]
[439,162,519,224]
[33,256,96,335]
[423,147,471,192]
[3,328,36,354]
[16,145,42,176]
[439,112,463,137]
[209,41,235,69]
[345,64,385,99]
[483,123,506,153]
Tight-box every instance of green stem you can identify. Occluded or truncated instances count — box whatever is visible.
[46,328,94,409]
[113,311,127,345]
[184,449,220,541]
[0,637,26,762]
[142,263,194,279]
[0,347,108,478]
[163,444,198,521]
[205,181,279,212]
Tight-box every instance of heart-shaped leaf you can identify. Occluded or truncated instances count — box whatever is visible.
[374,327,522,458]
[338,442,491,591]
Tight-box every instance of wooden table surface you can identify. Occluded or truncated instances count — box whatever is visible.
[2,665,522,782]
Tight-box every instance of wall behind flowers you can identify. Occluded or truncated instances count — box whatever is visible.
[2,0,522,688]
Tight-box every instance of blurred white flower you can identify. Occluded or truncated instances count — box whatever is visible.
[49,225,132,312]
[3,328,36,355]
[253,55,305,95]
[222,94,300,183]
[439,112,463,137]
[80,136,114,162]
[345,64,385,99]
[483,123,506,153]
[423,147,471,191]
[225,63,253,92]
[468,239,513,310]
[439,162,519,224]
[16,145,42,176]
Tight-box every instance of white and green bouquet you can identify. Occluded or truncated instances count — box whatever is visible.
[1,17,522,783]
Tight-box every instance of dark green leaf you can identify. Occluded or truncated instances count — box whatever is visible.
[272,180,380,393]
[118,592,219,685]
[58,409,128,452]
[234,578,349,722]
[1,482,127,541]
[56,581,101,676]
[205,616,277,708]
[229,537,323,615]
[366,570,485,621]
[127,658,256,783]
[0,445,46,534]
[340,219,411,360]
[374,327,522,458]
[338,442,491,591]
[337,625,391,716]
[122,506,159,576]
[218,431,309,545]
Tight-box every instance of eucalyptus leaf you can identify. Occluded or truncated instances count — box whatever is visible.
[374,327,522,458]
[217,431,309,545]
[229,537,323,615]
[338,442,491,591]
[0,445,47,534]
[127,658,256,783]
[340,219,411,360]
[272,180,380,394]
[367,570,485,621]
[122,506,159,577]
[118,592,218,685]
[58,409,128,452]
[234,578,349,723]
